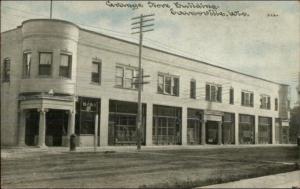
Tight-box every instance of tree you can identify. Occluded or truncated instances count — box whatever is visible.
[289,106,300,143]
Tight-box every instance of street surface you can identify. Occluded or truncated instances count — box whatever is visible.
[1,145,299,188]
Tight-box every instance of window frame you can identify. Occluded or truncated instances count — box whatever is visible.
[275,98,278,111]
[205,83,222,103]
[115,64,139,90]
[38,52,53,77]
[241,90,254,107]
[229,88,234,104]
[2,58,10,82]
[91,60,102,84]
[260,94,271,110]
[157,73,180,96]
[23,52,32,78]
[59,53,72,79]
[190,79,196,99]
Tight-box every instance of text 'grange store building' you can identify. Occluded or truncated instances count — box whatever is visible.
[1,19,290,147]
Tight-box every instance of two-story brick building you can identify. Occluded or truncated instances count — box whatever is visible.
[1,19,290,147]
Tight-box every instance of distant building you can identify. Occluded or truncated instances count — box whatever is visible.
[1,19,290,147]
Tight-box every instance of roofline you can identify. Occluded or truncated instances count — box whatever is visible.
[1,19,289,86]
[1,27,19,34]
[21,19,80,29]
[80,28,288,86]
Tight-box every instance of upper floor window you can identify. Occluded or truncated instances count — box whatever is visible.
[275,98,278,111]
[157,73,179,96]
[23,52,31,78]
[190,80,196,99]
[260,95,270,110]
[39,52,52,76]
[206,83,222,102]
[91,61,101,84]
[59,54,72,78]
[2,58,10,82]
[229,88,234,104]
[115,64,138,89]
[241,91,254,107]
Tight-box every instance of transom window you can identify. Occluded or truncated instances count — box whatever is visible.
[39,52,52,76]
[260,95,271,110]
[23,52,31,78]
[241,91,254,107]
[115,64,139,89]
[91,61,101,83]
[2,58,10,82]
[157,73,179,96]
[206,83,222,102]
[59,54,72,78]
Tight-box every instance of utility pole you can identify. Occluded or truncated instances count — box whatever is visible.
[50,0,53,19]
[131,14,154,150]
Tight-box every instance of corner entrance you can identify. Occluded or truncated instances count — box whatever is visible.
[45,110,68,146]
[25,110,39,146]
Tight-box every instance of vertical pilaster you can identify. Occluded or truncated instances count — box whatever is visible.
[145,103,153,146]
[68,110,75,136]
[218,121,222,145]
[201,118,206,145]
[181,106,187,145]
[100,98,109,146]
[38,108,47,147]
[271,117,276,144]
[255,115,259,144]
[234,113,239,145]
[18,110,26,146]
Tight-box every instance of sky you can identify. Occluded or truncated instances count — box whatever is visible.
[1,1,299,107]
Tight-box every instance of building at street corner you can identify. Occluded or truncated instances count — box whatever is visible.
[1,19,291,147]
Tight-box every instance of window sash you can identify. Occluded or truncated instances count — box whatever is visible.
[260,95,271,109]
[173,77,179,96]
[190,80,196,99]
[230,88,234,104]
[3,58,10,82]
[91,62,101,83]
[39,53,52,76]
[115,65,138,89]
[242,91,254,107]
[165,76,171,94]
[206,84,222,102]
[23,53,31,77]
[158,75,164,93]
[59,54,71,78]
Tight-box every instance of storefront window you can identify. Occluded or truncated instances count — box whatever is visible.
[76,97,100,135]
[239,114,255,144]
[258,117,272,144]
[222,113,235,144]
[108,100,146,145]
[153,105,181,145]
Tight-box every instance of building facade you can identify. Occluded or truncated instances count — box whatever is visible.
[1,19,290,147]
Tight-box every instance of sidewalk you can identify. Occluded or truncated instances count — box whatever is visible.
[199,170,300,188]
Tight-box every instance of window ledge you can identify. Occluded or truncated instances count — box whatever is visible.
[37,75,52,78]
[59,77,72,80]
[260,108,271,110]
[206,100,222,103]
[90,82,101,86]
[241,105,254,108]
[157,92,179,97]
[114,86,138,91]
